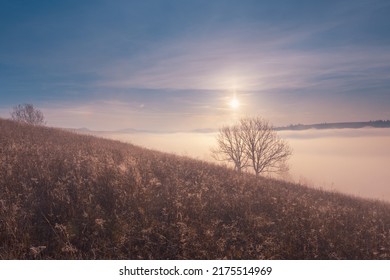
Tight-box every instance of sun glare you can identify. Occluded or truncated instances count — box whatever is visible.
[229,98,240,109]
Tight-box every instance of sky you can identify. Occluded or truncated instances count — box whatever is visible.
[1,0,390,131]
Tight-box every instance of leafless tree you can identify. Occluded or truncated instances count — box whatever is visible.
[240,117,292,176]
[10,104,46,126]
[211,124,248,172]
[212,117,292,176]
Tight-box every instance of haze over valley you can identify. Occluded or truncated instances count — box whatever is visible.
[90,126,390,202]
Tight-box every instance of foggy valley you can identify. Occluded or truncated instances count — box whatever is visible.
[95,128,390,202]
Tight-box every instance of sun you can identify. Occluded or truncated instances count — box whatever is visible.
[229,98,240,109]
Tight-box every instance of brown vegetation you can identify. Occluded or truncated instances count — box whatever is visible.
[1,118,390,259]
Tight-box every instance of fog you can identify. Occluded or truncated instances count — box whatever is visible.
[279,129,390,202]
[95,128,390,202]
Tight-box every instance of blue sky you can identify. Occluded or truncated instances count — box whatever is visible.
[1,0,389,131]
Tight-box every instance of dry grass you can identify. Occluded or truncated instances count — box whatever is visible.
[1,118,390,259]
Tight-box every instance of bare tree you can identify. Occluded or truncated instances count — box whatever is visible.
[10,104,46,126]
[211,124,248,172]
[212,117,292,176]
[240,117,292,176]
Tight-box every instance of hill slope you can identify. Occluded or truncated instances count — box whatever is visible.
[1,118,390,259]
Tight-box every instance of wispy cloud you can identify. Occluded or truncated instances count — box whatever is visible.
[97,23,390,98]
[38,22,390,130]
[1,0,389,130]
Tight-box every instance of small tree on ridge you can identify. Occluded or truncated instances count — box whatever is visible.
[10,104,46,126]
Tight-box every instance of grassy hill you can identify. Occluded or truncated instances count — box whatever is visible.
[1,118,390,260]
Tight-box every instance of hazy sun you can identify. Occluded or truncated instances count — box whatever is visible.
[229,98,240,109]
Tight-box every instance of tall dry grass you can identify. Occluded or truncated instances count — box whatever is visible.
[1,118,390,259]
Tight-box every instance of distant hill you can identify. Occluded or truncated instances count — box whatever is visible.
[68,120,390,135]
[1,118,390,259]
[276,120,390,131]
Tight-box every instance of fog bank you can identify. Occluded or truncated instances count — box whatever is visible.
[94,128,390,202]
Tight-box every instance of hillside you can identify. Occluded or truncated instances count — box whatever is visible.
[1,118,390,260]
